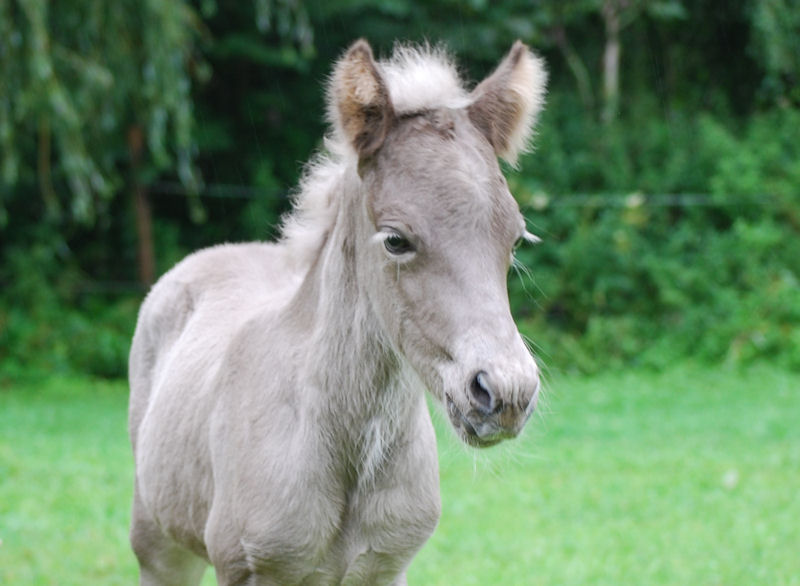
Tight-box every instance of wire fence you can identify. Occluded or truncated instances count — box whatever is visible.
[83,183,783,295]
[151,181,780,208]
[526,192,773,209]
[151,181,282,200]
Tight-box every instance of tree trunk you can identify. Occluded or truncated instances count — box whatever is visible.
[128,125,156,288]
[602,0,622,124]
[38,115,60,221]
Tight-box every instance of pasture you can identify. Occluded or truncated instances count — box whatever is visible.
[1,363,798,585]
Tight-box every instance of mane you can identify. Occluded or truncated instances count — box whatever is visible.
[279,43,469,271]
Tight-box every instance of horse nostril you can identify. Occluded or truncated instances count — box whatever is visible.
[469,371,497,414]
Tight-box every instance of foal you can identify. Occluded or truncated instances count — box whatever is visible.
[129,39,547,585]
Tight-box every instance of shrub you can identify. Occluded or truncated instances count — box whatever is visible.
[509,106,800,373]
[0,238,138,379]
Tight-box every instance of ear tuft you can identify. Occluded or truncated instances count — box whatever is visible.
[329,39,395,158]
[468,41,547,166]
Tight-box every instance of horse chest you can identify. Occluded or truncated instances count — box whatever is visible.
[245,480,438,584]
[236,425,440,583]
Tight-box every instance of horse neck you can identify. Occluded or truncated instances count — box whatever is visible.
[292,169,416,443]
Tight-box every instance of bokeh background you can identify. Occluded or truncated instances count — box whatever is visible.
[2,0,799,376]
[1,1,798,584]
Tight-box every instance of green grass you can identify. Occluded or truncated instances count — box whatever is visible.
[0,376,135,583]
[1,363,798,585]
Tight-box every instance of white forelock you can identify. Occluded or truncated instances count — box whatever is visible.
[280,44,472,269]
[280,44,499,274]
[379,43,471,114]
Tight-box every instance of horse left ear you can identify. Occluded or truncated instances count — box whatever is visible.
[329,39,395,159]
[468,41,547,166]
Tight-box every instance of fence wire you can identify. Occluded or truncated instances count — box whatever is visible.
[151,182,779,209]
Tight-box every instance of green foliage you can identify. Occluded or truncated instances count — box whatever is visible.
[509,106,800,373]
[749,0,800,105]
[0,0,202,224]
[1,1,799,377]
[0,236,138,379]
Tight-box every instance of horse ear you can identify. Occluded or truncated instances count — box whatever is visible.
[329,39,395,158]
[468,41,547,166]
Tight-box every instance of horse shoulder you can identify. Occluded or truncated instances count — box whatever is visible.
[133,242,300,385]
[130,241,308,548]
[131,244,279,425]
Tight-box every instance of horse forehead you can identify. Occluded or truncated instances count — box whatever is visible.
[388,109,494,179]
[374,111,518,228]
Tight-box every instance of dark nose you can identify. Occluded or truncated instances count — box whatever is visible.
[468,371,499,414]
[458,367,540,446]
[468,369,539,420]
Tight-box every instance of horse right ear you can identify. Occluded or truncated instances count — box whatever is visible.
[329,39,395,159]
[468,41,547,167]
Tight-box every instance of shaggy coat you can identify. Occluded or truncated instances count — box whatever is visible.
[129,39,546,585]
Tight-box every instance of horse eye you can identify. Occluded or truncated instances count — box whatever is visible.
[384,233,414,255]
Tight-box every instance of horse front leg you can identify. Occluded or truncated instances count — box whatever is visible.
[131,486,208,586]
[340,548,410,586]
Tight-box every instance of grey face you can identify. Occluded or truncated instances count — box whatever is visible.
[360,109,540,447]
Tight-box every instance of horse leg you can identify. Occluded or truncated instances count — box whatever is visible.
[131,487,207,586]
[340,550,409,586]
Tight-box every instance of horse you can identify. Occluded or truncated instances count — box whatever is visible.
[128,38,547,585]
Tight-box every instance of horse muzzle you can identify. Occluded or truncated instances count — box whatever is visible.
[445,368,539,448]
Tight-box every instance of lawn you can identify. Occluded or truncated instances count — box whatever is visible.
[1,363,798,585]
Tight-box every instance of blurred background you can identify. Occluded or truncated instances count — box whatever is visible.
[1,2,799,584]
[1,0,798,378]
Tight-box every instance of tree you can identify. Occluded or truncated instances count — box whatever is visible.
[0,0,203,221]
[1,0,203,284]
[0,0,314,285]
[597,0,686,123]
[749,0,800,106]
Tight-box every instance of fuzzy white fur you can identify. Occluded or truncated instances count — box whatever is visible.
[128,40,543,585]
[283,41,546,275]
[499,45,548,166]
